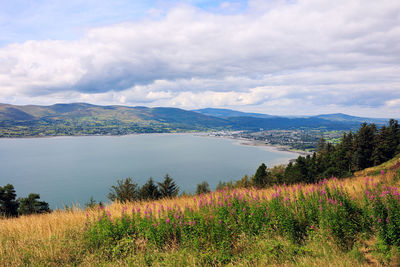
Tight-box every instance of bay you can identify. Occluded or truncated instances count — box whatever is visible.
[0,134,297,209]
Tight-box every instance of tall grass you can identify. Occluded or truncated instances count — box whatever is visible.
[1,165,400,266]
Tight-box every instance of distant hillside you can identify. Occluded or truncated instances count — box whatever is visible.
[227,116,360,130]
[310,113,388,125]
[193,108,276,119]
[0,103,390,137]
[0,103,231,137]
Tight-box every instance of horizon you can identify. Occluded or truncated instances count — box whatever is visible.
[1,101,396,120]
[1,0,399,118]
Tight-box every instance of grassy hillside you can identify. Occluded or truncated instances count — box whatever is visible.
[0,103,231,137]
[0,103,372,137]
[1,155,400,266]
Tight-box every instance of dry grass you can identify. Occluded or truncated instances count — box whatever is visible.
[1,156,400,266]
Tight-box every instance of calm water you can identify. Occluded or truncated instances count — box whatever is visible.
[0,134,297,208]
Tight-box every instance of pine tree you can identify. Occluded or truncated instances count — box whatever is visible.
[158,174,179,198]
[252,163,271,188]
[18,193,50,215]
[139,177,161,200]
[196,181,211,195]
[107,178,138,203]
[353,123,377,170]
[0,184,19,217]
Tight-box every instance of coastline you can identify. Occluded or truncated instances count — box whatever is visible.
[195,133,312,158]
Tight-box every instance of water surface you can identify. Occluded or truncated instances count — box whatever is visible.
[0,134,297,208]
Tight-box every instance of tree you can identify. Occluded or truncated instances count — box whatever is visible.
[196,181,211,195]
[353,123,377,171]
[234,175,251,188]
[216,180,233,191]
[0,184,19,217]
[252,163,271,188]
[158,174,179,198]
[18,193,50,215]
[107,178,138,203]
[85,196,102,209]
[138,177,161,200]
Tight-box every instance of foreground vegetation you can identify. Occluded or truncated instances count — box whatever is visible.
[1,155,400,266]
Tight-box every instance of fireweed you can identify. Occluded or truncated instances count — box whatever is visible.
[85,176,400,258]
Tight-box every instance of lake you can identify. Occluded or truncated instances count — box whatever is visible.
[0,134,298,209]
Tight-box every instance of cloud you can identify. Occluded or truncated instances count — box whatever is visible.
[0,0,400,117]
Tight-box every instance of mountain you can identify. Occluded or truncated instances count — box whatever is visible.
[0,103,231,137]
[310,113,388,125]
[193,108,275,119]
[226,116,360,131]
[0,103,393,137]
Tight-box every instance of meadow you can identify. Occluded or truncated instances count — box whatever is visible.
[1,155,400,266]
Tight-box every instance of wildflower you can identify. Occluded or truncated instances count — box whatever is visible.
[166,218,170,224]
[340,202,343,207]
[310,225,315,230]
[378,218,382,223]
[218,220,222,225]
[381,170,385,176]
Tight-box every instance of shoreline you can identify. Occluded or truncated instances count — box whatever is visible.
[199,134,311,158]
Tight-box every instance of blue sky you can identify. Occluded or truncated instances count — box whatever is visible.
[0,0,247,45]
[0,0,399,117]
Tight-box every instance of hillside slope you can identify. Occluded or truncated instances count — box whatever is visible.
[1,155,400,266]
[0,103,378,137]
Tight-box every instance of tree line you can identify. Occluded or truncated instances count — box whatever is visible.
[104,174,213,204]
[0,184,50,217]
[229,119,400,188]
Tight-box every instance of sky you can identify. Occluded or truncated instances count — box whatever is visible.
[0,0,399,117]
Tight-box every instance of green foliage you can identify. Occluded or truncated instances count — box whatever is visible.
[87,180,400,265]
[0,184,50,217]
[107,178,139,203]
[195,181,211,195]
[18,193,51,215]
[158,174,179,198]
[138,177,161,200]
[252,163,271,188]
[257,119,400,187]
[85,196,103,209]
[0,184,19,217]
[216,180,233,191]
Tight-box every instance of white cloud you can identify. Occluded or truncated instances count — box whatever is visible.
[0,0,399,117]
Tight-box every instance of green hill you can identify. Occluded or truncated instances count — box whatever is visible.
[0,103,390,137]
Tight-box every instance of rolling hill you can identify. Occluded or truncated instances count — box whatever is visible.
[0,103,391,137]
